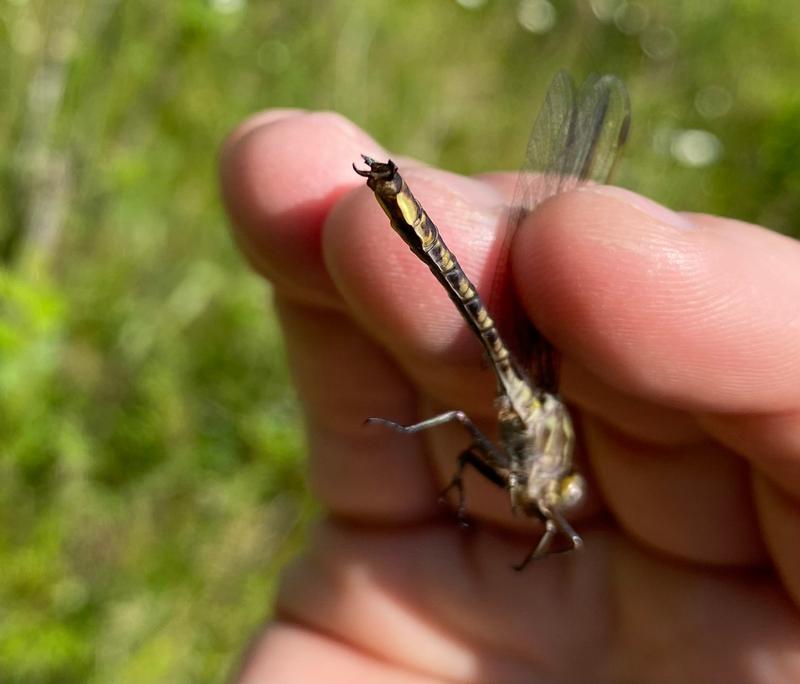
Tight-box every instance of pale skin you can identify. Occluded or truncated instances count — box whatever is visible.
[220,110,800,684]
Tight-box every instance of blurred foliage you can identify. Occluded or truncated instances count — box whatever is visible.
[0,0,797,682]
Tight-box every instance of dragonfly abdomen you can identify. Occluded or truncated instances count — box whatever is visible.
[355,157,530,407]
[427,236,508,360]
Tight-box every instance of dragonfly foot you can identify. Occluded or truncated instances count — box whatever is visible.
[439,476,469,521]
[364,416,404,431]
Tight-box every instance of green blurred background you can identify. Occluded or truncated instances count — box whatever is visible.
[1,1,797,681]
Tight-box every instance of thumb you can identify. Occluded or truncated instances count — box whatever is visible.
[513,185,800,414]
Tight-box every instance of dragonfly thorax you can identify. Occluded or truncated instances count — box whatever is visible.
[500,392,583,513]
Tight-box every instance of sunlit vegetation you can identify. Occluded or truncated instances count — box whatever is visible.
[1,1,797,681]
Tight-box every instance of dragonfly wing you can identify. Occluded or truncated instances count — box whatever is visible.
[507,70,577,232]
[498,72,631,394]
[559,73,631,191]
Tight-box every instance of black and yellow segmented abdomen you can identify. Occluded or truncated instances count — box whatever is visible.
[385,175,538,420]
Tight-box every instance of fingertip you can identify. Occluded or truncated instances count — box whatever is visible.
[219,110,387,300]
[219,110,309,226]
[221,110,383,231]
[220,108,306,161]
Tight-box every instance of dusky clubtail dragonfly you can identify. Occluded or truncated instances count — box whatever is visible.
[354,71,630,569]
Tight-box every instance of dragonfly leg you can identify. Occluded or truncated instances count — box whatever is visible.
[550,508,584,553]
[513,518,558,571]
[512,508,583,571]
[367,412,512,528]
[439,447,506,525]
[366,411,506,467]
[439,449,470,525]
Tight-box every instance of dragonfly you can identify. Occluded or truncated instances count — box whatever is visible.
[354,71,631,570]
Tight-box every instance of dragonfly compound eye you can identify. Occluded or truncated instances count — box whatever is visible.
[558,472,586,510]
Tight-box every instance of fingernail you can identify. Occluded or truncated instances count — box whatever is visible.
[580,185,694,229]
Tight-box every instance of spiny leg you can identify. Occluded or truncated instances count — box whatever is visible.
[366,410,507,469]
[551,507,583,552]
[512,508,583,571]
[366,411,512,530]
[513,518,558,571]
[439,447,507,525]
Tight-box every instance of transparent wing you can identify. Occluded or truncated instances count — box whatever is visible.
[500,71,631,393]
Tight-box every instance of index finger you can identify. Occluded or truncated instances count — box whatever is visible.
[220,111,506,524]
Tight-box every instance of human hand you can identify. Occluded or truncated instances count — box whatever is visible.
[220,110,800,684]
